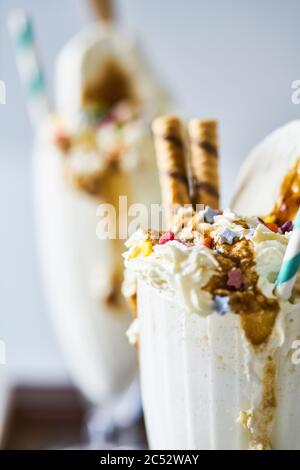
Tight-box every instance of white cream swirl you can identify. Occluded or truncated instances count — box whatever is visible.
[123,211,300,317]
[124,229,218,316]
[251,223,288,298]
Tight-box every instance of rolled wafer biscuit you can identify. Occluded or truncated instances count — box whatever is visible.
[188,119,220,209]
[152,116,191,211]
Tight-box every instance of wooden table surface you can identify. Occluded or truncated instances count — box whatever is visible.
[1,385,147,450]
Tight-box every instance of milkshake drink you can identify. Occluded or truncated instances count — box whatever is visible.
[123,116,300,449]
[125,212,300,450]
[33,25,167,406]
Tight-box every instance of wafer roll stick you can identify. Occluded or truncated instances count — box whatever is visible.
[152,116,191,214]
[90,0,115,23]
[188,119,220,210]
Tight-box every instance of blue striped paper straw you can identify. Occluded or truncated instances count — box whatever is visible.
[276,208,300,299]
[8,9,49,128]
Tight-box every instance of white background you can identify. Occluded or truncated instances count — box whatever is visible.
[1,0,300,386]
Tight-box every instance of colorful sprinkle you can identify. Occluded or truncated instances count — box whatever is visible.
[54,131,71,153]
[159,231,175,245]
[214,296,230,315]
[78,104,108,128]
[128,245,141,259]
[98,113,117,127]
[263,215,276,224]
[128,240,153,259]
[227,268,243,289]
[265,222,279,233]
[281,220,293,234]
[203,237,213,248]
[204,207,220,223]
[245,228,256,240]
[258,217,280,233]
[140,240,153,257]
[219,228,240,245]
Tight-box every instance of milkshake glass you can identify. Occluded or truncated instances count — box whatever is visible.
[124,210,300,450]
[32,23,167,442]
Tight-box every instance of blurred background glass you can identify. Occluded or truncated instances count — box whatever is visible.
[1,0,300,447]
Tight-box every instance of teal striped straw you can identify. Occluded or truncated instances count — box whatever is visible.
[276,208,300,299]
[8,9,49,128]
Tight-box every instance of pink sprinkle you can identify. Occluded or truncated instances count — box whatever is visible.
[159,231,175,245]
[227,268,243,290]
[98,113,116,127]
[281,220,293,234]
[54,131,70,151]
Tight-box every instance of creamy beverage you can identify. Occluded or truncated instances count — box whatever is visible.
[123,115,300,450]
[33,24,166,407]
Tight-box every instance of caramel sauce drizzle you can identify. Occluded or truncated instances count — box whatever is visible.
[269,158,300,224]
[82,57,139,109]
[128,293,138,319]
[203,237,279,346]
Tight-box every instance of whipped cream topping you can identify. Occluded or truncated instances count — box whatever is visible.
[52,110,150,174]
[40,108,156,199]
[67,148,106,176]
[123,208,297,325]
[124,228,217,316]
